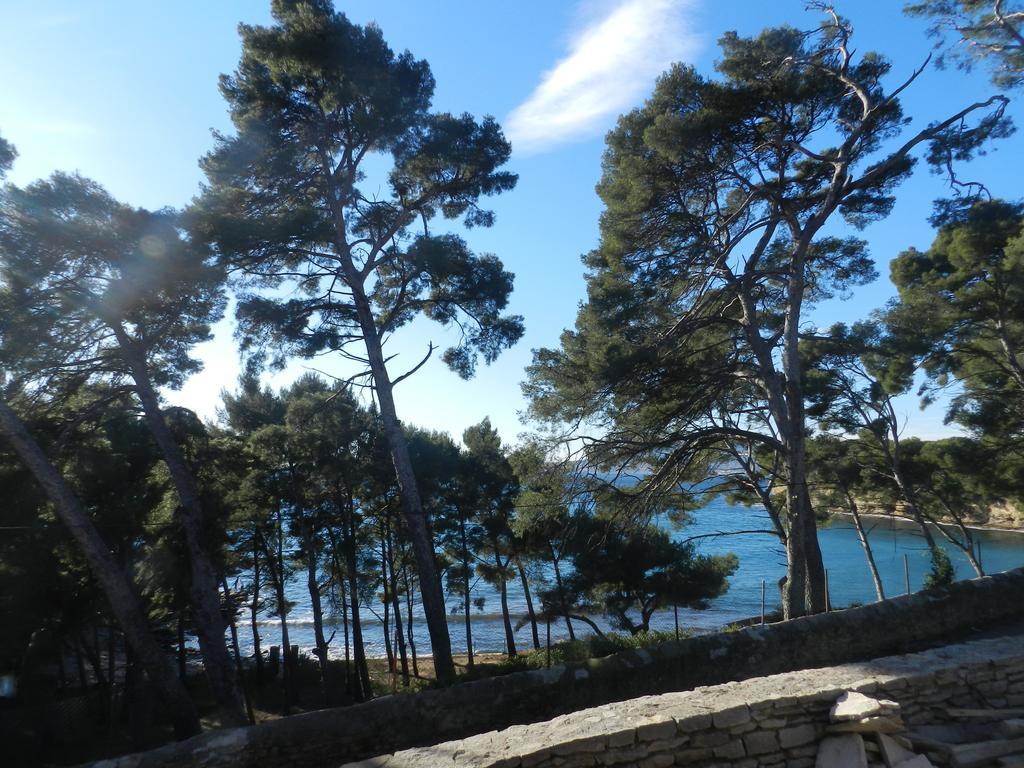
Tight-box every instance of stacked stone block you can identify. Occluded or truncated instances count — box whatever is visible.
[340,634,1024,768]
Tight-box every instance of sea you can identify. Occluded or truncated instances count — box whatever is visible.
[239,494,1024,660]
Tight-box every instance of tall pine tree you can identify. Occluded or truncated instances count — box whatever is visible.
[191,0,522,681]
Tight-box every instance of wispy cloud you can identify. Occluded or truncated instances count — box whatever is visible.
[505,0,702,155]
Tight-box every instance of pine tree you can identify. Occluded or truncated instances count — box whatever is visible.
[191,0,523,682]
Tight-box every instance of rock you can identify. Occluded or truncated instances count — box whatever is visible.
[947,708,1024,719]
[779,724,818,748]
[828,716,906,735]
[1002,719,1024,738]
[893,757,935,768]
[949,736,1024,768]
[913,722,991,744]
[832,692,901,723]
[713,705,751,729]
[816,734,869,768]
[878,733,917,767]
[742,730,778,756]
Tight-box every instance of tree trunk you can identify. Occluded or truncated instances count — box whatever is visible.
[303,523,330,704]
[116,338,246,726]
[932,513,985,577]
[0,399,200,738]
[844,492,885,602]
[459,514,474,668]
[176,610,187,682]
[261,522,293,715]
[569,613,608,640]
[774,234,826,619]
[339,558,351,694]
[379,530,394,674]
[221,578,255,724]
[892,470,938,549]
[782,433,826,618]
[345,286,455,683]
[341,510,371,700]
[880,416,939,551]
[385,520,409,686]
[496,549,516,657]
[550,549,575,640]
[402,563,419,677]
[249,534,264,683]
[83,629,107,687]
[328,532,352,695]
[73,636,87,689]
[516,557,541,651]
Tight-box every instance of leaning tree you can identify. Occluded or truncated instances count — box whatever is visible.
[525,9,1010,617]
[191,0,523,682]
[0,171,245,723]
[0,137,201,736]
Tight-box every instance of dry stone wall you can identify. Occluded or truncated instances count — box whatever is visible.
[343,632,1024,767]
[88,569,1024,768]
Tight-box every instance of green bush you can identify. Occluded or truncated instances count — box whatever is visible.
[924,547,955,589]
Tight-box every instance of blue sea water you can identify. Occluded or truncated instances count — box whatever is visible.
[240,495,1024,660]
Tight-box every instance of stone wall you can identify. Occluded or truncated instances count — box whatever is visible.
[342,633,1024,767]
[89,568,1024,768]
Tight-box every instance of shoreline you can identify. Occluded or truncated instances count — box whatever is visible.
[830,509,1024,535]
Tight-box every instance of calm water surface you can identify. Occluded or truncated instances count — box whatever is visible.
[241,495,1024,660]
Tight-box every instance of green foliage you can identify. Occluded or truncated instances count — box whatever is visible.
[523,8,1009,555]
[924,546,956,588]
[0,174,225,394]
[0,132,14,178]
[906,0,1024,89]
[0,392,181,670]
[191,0,523,378]
[805,435,881,510]
[495,630,685,672]
[559,517,738,635]
[888,200,1024,443]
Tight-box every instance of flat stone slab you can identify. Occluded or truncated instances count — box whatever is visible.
[950,736,1024,768]
[831,691,900,722]
[816,734,868,768]
[879,732,917,767]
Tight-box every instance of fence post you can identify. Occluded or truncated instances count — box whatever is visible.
[904,553,911,595]
[760,579,766,625]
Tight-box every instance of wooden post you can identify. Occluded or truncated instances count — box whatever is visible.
[760,579,766,625]
[824,570,831,613]
[977,539,983,571]
[545,619,551,669]
[673,604,679,640]
[904,553,911,595]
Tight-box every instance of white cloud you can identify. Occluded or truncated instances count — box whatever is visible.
[505,0,702,155]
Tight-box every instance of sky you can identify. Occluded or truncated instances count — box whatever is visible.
[2,0,1022,446]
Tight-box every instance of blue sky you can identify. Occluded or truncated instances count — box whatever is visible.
[2,0,1022,445]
